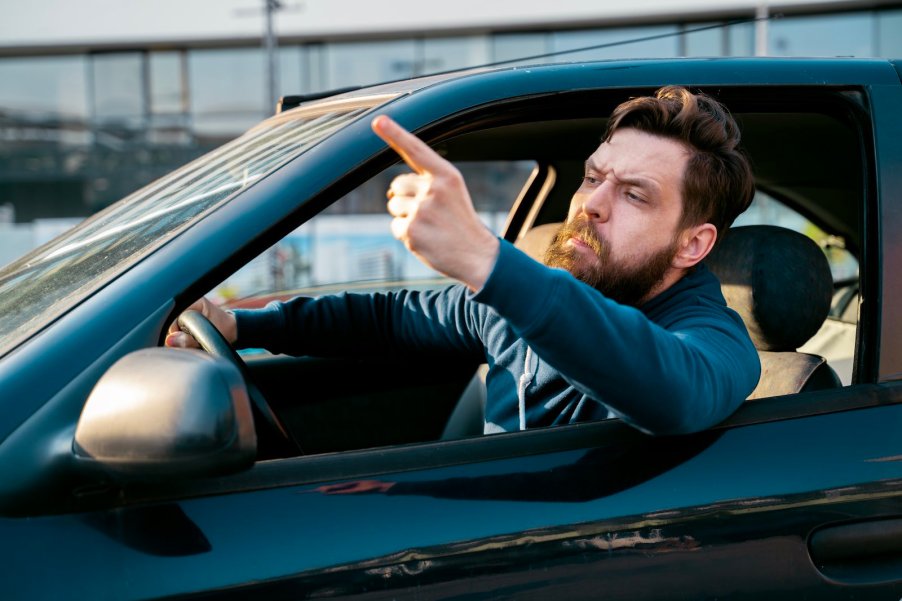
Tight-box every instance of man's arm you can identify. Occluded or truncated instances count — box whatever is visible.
[476,241,760,435]
[231,287,487,360]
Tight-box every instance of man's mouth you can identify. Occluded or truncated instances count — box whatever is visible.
[568,236,595,254]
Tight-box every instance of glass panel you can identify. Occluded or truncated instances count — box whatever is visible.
[683,23,725,57]
[91,53,144,122]
[214,160,535,302]
[769,12,874,57]
[492,33,549,65]
[421,36,490,74]
[877,9,902,57]
[0,96,395,357]
[149,51,184,114]
[188,48,267,138]
[279,45,303,97]
[324,40,417,89]
[0,55,88,119]
[302,44,328,94]
[727,21,755,56]
[550,26,680,61]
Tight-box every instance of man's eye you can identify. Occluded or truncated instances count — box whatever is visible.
[582,176,600,185]
[626,191,645,202]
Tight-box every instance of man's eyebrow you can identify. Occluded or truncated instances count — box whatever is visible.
[584,158,661,192]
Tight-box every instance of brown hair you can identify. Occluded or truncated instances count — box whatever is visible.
[604,86,754,239]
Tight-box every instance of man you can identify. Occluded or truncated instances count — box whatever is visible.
[168,86,760,436]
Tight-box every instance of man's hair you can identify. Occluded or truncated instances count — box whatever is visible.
[603,86,754,238]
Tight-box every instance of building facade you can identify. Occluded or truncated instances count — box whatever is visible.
[0,0,900,265]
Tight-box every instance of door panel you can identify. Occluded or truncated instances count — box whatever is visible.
[245,353,478,453]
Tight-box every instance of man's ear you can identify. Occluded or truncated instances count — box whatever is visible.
[673,223,717,269]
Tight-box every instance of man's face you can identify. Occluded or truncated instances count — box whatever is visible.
[544,128,690,306]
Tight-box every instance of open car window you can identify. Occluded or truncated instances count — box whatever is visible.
[215,160,535,306]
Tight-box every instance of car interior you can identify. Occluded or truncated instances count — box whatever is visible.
[230,86,869,458]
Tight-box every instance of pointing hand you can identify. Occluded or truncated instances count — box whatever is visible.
[372,115,499,291]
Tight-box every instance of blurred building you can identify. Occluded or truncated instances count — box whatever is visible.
[0,0,900,264]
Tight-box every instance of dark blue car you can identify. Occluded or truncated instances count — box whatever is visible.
[1,57,901,599]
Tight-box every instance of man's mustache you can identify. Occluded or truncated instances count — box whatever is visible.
[556,217,604,256]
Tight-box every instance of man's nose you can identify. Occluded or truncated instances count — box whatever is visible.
[580,180,613,223]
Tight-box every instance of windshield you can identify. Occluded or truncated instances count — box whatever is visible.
[0,94,397,357]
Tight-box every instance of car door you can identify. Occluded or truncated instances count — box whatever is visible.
[3,59,902,600]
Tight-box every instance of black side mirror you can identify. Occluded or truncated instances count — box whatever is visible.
[74,348,256,477]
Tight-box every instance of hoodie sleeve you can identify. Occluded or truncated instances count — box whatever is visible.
[232,286,486,360]
[472,239,760,435]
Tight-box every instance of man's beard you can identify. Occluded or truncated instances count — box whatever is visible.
[543,218,678,307]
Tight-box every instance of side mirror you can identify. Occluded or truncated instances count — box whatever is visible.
[74,348,256,477]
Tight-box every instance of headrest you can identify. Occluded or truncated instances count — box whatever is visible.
[514,222,561,262]
[705,225,833,352]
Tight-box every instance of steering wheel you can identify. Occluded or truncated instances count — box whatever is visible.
[177,310,302,458]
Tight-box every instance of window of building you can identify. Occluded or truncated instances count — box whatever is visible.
[324,39,418,89]
[550,25,680,61]
[877,9,902,57]
[769,12,874,57]
[491,33,550,65]
[0,55,88,120]
[421,36,491,74]
[682,22,726,57]
[90,52,145,126]
[188,48,268,139]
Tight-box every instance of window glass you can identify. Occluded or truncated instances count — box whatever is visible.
[877,9,902,57]
[421,36,490,74]
[149,51,184,114]
[188,48,267,138]
[324,40,417,89]
[0,55,88,119]
[279,45,303,98]
[727,21,755,56]
[683,23,725,57]
[0,98,390,357]
[550,26,680,61]
[91,53,144,124]
[769,12,874,57]
[491,33,550,65]
[214,160,535,303]
[301,44,328,94]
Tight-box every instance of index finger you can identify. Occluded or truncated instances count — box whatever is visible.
[372,115,448,175]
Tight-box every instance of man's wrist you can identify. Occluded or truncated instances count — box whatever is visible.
[462,232,500,292]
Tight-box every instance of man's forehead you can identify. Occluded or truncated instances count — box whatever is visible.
[587,129,689,186]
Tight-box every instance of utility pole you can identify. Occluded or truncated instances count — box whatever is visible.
[755,2,769,56]
[263,0,281,112]
[236,0,302,113]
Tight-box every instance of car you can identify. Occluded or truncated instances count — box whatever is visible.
[1,57,902,600]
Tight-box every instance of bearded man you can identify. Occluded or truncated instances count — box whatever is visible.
[168,86,760,436]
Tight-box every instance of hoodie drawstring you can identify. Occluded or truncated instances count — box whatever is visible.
[517,346,538,431]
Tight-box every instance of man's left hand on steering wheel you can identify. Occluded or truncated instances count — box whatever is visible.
[168,300,301,459]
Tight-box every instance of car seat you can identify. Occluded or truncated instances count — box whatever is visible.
[704,224,842,398]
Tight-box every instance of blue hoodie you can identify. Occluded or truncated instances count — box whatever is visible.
[234,239,760,435]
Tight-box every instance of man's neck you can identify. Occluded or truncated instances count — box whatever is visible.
[638,267,690,306]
